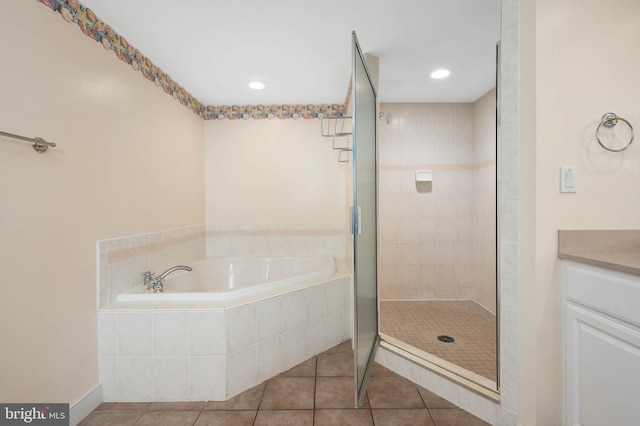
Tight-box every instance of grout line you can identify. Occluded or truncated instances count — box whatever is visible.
[191,410,202,426]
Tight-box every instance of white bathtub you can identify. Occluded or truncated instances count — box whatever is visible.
[117,256,336,302]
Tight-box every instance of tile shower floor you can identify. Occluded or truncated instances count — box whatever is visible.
[380,300,497,382]
[80,340,489,426]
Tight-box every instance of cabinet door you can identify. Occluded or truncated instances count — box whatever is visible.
[566,303,640,426]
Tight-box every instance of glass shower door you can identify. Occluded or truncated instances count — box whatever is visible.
[351,31,379,407]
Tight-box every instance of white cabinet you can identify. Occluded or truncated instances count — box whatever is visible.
[564,261,640,426]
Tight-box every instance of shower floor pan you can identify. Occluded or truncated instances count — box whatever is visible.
[380,300,497,382]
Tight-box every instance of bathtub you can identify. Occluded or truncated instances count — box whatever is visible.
[117,256,336,302]
[101,254,351,401]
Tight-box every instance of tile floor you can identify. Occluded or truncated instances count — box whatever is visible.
[80,340,490,425]
[380,300,497,382]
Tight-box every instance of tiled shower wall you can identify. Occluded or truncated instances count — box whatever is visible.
[378,92,496,311]
[472,89,497,313]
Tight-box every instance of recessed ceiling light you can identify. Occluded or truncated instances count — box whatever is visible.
[248,81,267,90]
[430,69,452,79]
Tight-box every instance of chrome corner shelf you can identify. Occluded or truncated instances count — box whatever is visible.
[320,116,352,163]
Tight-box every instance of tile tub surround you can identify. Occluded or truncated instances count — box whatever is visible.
[97,225,206,308]
[558,230,640,275]
[98,275,352,401]
[206,223,347,260]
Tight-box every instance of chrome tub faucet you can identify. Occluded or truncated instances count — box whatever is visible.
[142,265,192,293]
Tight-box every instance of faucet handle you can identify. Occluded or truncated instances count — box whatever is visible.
[142,271,155,291]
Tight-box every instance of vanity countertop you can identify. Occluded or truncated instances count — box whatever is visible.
[558,230,640,276]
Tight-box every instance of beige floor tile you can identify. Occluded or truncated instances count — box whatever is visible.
[78,411,142,426]
[260,377,315,410]
[134,411,200,426]
[148,402,205,411]
[417,386,457,409]
[428,408,491,426]
[253,409,313,426]
[194,410,256,426]
[203,383,265,411]
[366,376,425,409]
[317,352,354,377]
[316,376,364,409]
[278,356,316,377]
[94,402,151,411]
[314,409,374,426]
[371,408,435,426]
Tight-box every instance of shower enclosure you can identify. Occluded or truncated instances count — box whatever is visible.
[377,90,498,389]
[349,4,500,398]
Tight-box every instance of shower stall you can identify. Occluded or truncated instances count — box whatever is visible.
[377,92,498,387]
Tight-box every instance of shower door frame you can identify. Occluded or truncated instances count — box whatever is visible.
[351,31,381,407]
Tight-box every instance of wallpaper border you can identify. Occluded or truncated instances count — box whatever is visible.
[36,0,346,120]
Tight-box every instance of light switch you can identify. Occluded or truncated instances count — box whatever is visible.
[560,167,576,193]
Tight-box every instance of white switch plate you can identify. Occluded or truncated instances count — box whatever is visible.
[561,166,577,193]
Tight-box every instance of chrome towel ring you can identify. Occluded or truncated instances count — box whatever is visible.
[596,112,635,152]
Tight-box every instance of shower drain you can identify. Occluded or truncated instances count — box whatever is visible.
[437,335,455,343]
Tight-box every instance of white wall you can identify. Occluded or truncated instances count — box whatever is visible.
[0,1,204,404]
[519,0,640,423]
[204,119,347,224]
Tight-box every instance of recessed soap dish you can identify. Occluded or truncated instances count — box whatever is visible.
[416,170,432,182]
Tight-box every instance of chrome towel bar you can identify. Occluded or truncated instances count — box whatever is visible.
[0,130,56,153]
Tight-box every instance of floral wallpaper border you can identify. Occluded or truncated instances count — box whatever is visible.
[36,0,346,120]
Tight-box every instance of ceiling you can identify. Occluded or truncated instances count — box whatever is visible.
[80,0,501,106]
